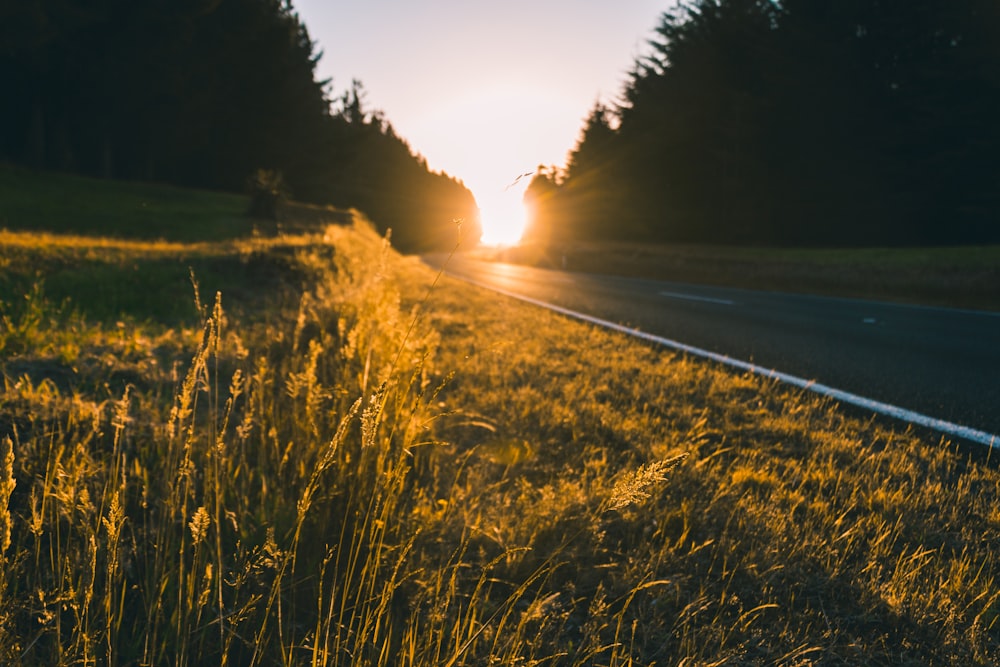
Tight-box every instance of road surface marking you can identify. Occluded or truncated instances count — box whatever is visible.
[660,291,735,305]
[452,273,999,449]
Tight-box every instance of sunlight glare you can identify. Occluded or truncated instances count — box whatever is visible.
[477,185,530,246]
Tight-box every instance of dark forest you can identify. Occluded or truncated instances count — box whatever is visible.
[0,0,480,251]
[525,0,1000,247]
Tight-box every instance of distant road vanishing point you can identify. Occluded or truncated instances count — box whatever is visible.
[430,256,1000,448]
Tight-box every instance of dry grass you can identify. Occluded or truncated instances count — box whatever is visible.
[417,261,1000,664]
[1,215,998,665]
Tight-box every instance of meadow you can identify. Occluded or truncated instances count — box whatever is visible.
[1,168,998,664]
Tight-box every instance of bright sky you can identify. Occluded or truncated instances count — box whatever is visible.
[293,0,667,245]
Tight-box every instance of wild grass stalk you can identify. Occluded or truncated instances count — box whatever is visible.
[0,435,14,656]
[1,436,13,558]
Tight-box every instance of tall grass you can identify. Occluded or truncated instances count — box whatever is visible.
[420,268,1000,664]
[2,214,997,664]
[0,218,679,665]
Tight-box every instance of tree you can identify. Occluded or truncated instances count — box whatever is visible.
[0,1,480,251]
[313,82,481,252]
[533,0,1000,247]
[522,166,565,243]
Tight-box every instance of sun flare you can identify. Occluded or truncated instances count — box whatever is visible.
[477,188,530,246]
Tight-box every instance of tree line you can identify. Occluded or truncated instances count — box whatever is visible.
[524,0,1000,247]
[0,0,480,251]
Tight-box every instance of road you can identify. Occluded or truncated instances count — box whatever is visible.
[429,255,1000,443]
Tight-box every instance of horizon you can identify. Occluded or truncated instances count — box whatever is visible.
[292,0,668,245]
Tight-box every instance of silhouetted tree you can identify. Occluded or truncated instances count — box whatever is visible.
[527,0,1000,247]
[310,82,480,251]
[0,1,480,251]
[522,166,565,243]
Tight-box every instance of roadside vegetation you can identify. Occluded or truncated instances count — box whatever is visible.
[482,241,1000,312]
[1,174,998,664]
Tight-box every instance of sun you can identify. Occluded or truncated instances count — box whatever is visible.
[477,187,530,246]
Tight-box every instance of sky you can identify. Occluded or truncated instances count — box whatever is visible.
[293,0,668,245]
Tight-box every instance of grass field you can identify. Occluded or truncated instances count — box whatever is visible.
[1,168,998,664]
[0,164,260,243]
[482,239,1000,312]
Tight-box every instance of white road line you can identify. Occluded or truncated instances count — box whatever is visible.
[452,273,999,449]
[660,290,735,305]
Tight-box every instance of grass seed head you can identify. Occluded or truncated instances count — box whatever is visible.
[607,453,688,512]
[189,506,210,547]
[0,436,14,556]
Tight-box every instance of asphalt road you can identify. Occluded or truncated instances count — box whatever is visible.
[430,256,1000,442]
